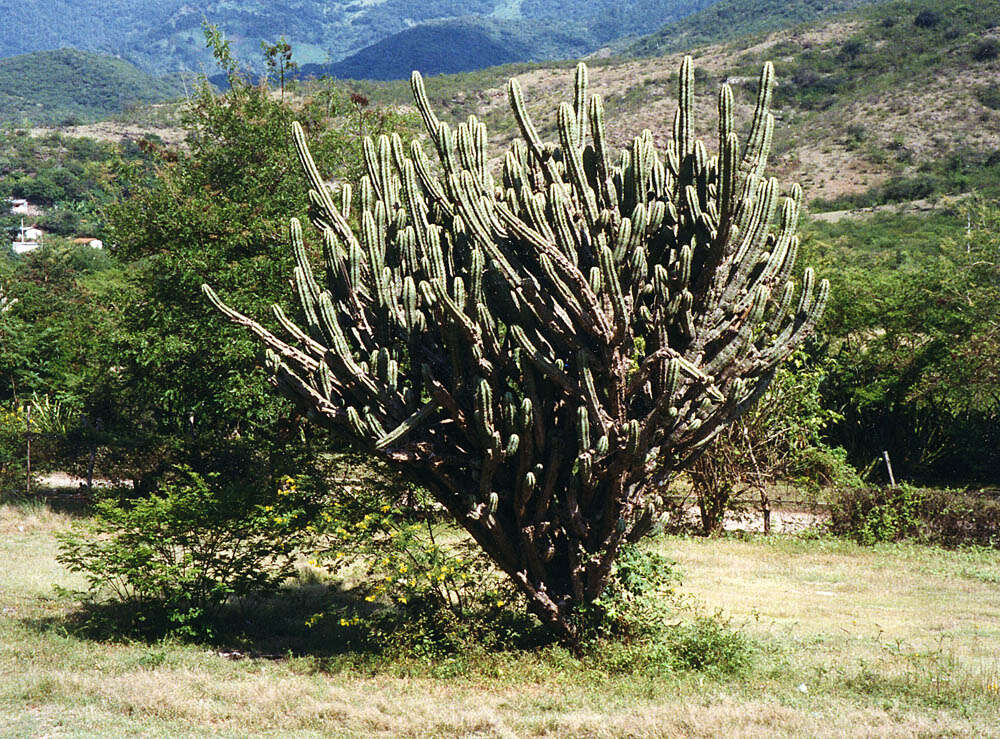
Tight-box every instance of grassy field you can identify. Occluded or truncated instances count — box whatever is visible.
[2,499,999,737]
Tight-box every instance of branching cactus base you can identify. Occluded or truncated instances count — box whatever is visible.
[204,56,828,640]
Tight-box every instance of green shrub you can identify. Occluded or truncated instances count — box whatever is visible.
[972,39,1000,62]
[0,403,26,492]
[829,485,1000,547]
[976,83,1000,110]
[586,543,680,640]
[667,615,755,674]
[56,467,312,637]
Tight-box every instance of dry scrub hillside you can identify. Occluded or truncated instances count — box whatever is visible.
[369,2,1000,205]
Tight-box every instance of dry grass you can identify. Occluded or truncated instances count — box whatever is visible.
[1,500,998,737]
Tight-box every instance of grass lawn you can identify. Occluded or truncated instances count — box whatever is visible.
[1,500,998,737]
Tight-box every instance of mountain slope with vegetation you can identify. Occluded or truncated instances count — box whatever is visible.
[348,0,1000,205]
[625,0,879,57]
[303,16,592,80]
[2,0,715,76]
[0,49,184,125]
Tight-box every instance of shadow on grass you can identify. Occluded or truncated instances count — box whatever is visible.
[2,484,112,518]
[23,577,552,667]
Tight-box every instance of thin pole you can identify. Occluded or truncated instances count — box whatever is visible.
[25,403,31,496]
[882,450,896,487]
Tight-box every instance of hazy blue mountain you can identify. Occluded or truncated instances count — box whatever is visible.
[1,1,715,77]
[300,16,605,81]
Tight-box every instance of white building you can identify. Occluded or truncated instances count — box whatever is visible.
[11,220,42,254]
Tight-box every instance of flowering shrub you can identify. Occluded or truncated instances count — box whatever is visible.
[312,480,513,617]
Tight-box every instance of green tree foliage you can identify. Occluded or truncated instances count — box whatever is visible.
[0,243,125,486]
[817,200,1000,483]
[0,130,138,234]
[99,29,412,490]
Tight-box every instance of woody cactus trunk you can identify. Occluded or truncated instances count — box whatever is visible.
[204,57,828,640]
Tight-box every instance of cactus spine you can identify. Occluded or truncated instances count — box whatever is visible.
[204,57,828,641]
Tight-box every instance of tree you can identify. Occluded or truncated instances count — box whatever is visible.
[689,352,858,536]
[99,26,406,490]
[821,198,1000,484]
[261,36,298,100]
[205,58,828,641]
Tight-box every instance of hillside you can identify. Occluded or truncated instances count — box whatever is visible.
[625,0,879,57]
[302,17,593,81]
[1,0,715,76]
[0,49,184,125]
[345,0,1000,206]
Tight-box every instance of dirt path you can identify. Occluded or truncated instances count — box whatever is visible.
[677,505,829,534]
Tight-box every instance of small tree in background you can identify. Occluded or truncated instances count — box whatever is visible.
[206,57,828,640]
[261,36,298,99]
[689,352,859,536]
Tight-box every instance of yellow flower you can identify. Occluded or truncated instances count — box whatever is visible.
[339,618,350,626]
[381,505,391,513]
[365,595,376,602]
[398,597,407,604]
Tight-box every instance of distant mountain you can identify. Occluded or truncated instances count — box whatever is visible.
[0,49,184,125]
[625,0,880,56]
[301,16,599,81]
[0,1,716,76]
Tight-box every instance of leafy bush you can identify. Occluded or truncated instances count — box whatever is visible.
[972,39,1000,62]
[311,457,519,621]
[585,548,754,675]
[56,467,312,637]
[829,485,1000,547]
[666,615,754,674]
[976,83,1000,110]
[585,544,680,640]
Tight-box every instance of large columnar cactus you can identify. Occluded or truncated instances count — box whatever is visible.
[204,56,828,639]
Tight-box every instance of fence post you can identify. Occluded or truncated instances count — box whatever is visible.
[25,403,31,496]
[882,450,896,487]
